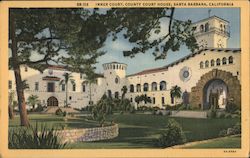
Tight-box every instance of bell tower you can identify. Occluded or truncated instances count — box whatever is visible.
[192,15,230,49]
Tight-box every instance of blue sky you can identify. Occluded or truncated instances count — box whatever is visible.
[94,8,240,75]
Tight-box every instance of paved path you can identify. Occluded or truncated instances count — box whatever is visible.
[171,110,207,118]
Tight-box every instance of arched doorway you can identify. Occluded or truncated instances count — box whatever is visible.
[47,96,58,106]
[203,79,228,110]
[190,69,241,110]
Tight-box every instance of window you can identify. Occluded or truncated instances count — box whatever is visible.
[80,74,83,79]
[160,81,166,91]
[107,90,112,98]
[115,77,119,84]
[61,84,65,91]
[200,61,204,69]
[35,82,39,91]
[200,25,204,32]
[162,97,165,104]
[136,84,141,92]
[72,83,76,91]
[130,84,134,92]
[25,66,28,72]
[211,59,215,67]
[48,69,53,75]
[143,83,149,92]
[171,95,174,104]
[69,96,72,100]
[153,97,156,104]
[47,82,55,92]
[216,58,221,66]
[151,82,157,91]
[220,24,223,31]
[82,84,86,92]
[130,98,133,102]
[113,65,115,69]
[115,92,119,99]
[8,80,12,89]
[229,56,233,64]
[116,65,118,69]
[222,57,227,65]
[205,60,209,68]
[205,23,209,32]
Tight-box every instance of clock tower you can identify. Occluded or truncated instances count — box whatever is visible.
[192,15,230,49]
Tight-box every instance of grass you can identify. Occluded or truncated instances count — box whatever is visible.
[181,135,241,148]
[9,113,240,148]
[9,114,100,130]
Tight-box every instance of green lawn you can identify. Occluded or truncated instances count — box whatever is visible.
[181,135,241,148]
[9,114,100,130]
[9,113,240,148]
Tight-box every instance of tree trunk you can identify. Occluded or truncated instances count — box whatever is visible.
[10,13,29,126]
[66,83,68,107]
[89,83,92,105]
[8,105,14,119]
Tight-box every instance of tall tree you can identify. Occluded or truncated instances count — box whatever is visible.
[8,91,16,119]
[170,85,182,105]
[106,8,198,60]
[84,69,99,106]
[59,72,75,107]
[9,9,109,126]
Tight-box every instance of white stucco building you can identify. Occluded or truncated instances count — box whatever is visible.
[8,15,241,110]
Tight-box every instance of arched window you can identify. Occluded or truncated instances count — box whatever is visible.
[107,90,112,98]
[224,25,226,32]
[200,61,204,69]
[205,60,209,68]
[72,83,76,91]
[136,84,141,92]
[160,81,166,91]
[220,24,223,31]
[200,25,204,32]
[113,65,115,69]
[216,58,221,66]
[82,84,86,92]
[130,84,134,93]
[143,83,149,92]
[222,57,227,65]
[211,59,215,67]
[205,23,209,32]
[116,65,118,69]
[115,92,119,99]
[151,82,157,91]
[229,56,233,64]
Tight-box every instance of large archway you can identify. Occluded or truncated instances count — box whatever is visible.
[47,96,59,106]
[190,69,241,110]
[203,79,228,110]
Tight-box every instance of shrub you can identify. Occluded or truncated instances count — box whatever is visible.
[33,104,44,112]
[232,122,241,134]
[219,129,227,137]
[156,119,186,147]
[158,111,163,116]
[225,113,232,118]
[218,112,225,118]
[207,109,217,118]
[55,108,63,116]
[225,102,239,113]
[8,124,67,149]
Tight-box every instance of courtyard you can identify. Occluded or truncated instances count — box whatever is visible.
[9,113,240,148]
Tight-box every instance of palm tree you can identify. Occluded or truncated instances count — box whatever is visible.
[84,71,98,106]
[27,95,40,110]
[170,85,182,105]
[59,72,75,107]
[121,86,128,100]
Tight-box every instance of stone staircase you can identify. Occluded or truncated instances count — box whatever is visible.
[171,110,207,119]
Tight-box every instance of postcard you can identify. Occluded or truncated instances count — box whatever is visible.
[0,0,249,157]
